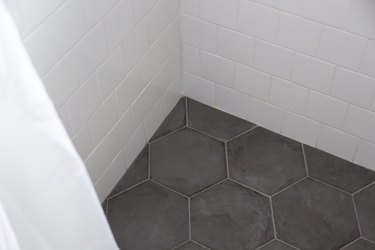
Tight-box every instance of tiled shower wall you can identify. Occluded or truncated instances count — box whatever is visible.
[4,0,182,201]
[181,0,375,171]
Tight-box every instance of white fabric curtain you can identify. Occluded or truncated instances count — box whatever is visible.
[0,2,118,249]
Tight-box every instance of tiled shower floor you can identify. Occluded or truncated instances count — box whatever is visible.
[103,97,375,250]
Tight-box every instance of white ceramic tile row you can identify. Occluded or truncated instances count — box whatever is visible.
[5,0,183,201]
[181,0,375,171]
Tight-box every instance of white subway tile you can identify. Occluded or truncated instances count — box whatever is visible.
[180,0,199,16]
[306,91,348,127]
[217,28,255,67]
[332,68,375,109]
[89,94,119,145]
[138,42,162,84]
[74,22,108,81]
[104,0,134,51]
[317,126,358,161]
[354,140,375,171]
[317,27,367,70]
[249,98,285,133]
[163,78,184,117]
[200,0,237,29]
[57,105,74,138]
[252,0,303,14]
[43,52,81,108]
[269,77,309,114]
[148,0,171,43]
[72,124,94,160]
[276,13,322,55]
[151,59,174,101]
[282,112,320,147]
[66,75,101,133]
[200,51,235,88]
[97,46,128,100]
[144,99,165,140]
[85,138,112,182]
[169,0,180,20]
[183,73,215,106]
[301,0,352,28]
[215,85,249,120]
[360,40,375,78]
[347,0,375,40]
[343,105,375,143]
[82,0,118,28]
[238,0,279,41]
[182,15,218,53]
[183,45,200,75]
[132,0,158,24]
[46,0,87,60]
[160,18,181,60]
[24,25,55,76]
[131,85,155,128]
[17,0,64,32]
[123,124,146,167]
[234,64,271,100]
[291,53,335,94]
[254,40,294,79]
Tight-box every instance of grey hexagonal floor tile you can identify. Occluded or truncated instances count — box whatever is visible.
[258,240,297,250]
[150,127,226,196]
[354,183,375,242]
[109,146,149,196]
[187,98,255,141]
[304,145,375,193]
[227,127,306,195]
[342,239,375,250]
[151,97,187,141]
[191,180,274,250]
[107,181,189,250]
[273,178,359,250]
[174,241,209,250]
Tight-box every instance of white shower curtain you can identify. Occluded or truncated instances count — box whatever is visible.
[0,2,118,249]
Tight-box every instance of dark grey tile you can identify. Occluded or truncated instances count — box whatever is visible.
[150,128,226,196]
[354,183,375,242]
[174,241,208,250]
[109,146,148,196]
[151,97,187,141]
[107,181,189,250]
[227,127,306,195]
[273,178,360,250]
[342,239,375,250]
[191,180,274,250]
[258,240,296,250]
[187,98,255,141]
[304,145,375,193]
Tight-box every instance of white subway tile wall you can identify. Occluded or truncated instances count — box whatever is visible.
[181,0,375,171]
[6,0,182,201]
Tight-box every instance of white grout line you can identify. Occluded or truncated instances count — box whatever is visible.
[351,195,363,237]
[107,179,149,200]
[150,179,189,198]
[301,144,310,177]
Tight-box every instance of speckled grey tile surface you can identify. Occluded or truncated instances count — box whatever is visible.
[105,97,375,250]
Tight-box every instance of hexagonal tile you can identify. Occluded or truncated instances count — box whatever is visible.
[304,145,375,193]
[273,178,360,250]
[174,241,209,250]
[107,181,189,249]
[341,239,375,250]
[354,183,375,242]
[258,240,296,250]
[150,127,226,196]
[191,180,274,250]
[151,97,186,141]
[109,146,149,196]
[227,127,306,195]
[187,98,255,141]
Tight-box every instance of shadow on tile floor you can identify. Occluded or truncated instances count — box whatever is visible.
[103,97,375,250]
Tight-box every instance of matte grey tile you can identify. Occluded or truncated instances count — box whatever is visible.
[258,240,296,250]
[151,97,187,141]
[191,180,274,250]
[354,183,375,242]
[174,241,208,250]
[109,146,148,196]
[342,239,375,250]
[150,128,226,196]
[304,145,375,193]
[107,181,189,250]
[227,127,306,195]
[273,178,360,250]
[187,98,255,141]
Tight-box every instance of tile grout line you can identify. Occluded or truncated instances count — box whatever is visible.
[254,239,275,250]
[227,125,259,143]
[151,180,189,198]
[224,142,230,178]
[188,126,227,142]
[190,179,228,199]
[269,198,278,240]
[107,179,149,200]
[185,97,189,127]
[339,237,361,250]
[188,198,192,241]
[278,239,301,250]
[191,240,212,250]
[301,144,310,177]
[352,180,375,196]
[308,176,352,196]
[148,142,151,179]
[229,178,271,199]
[271,177,308,198]
[351,195,363,237]
[149,126,187,144]
[170,240,189,250]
